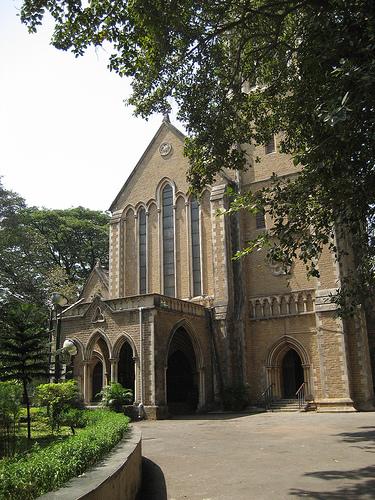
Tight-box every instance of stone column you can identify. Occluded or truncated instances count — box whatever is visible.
[110,358,119,383]
[302,365,311,396]
[109,212,122,298]
[198,368,206,410]
[210,184,229,313]
[82,361,90,404]
[274,367,281,398]
[315,288,355,410]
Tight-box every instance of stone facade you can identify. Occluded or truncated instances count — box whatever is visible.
[60,119,374,417]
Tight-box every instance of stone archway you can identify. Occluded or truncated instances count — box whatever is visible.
[166,326,204,414]
[118,342,135,403]
[84,331,111,403]
[92,357,103,401]
[281,349,304,398]
[266,336,312,400]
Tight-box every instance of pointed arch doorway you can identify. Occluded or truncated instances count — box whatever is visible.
[118,342,135,403]
[266,336,311,400]
[281,349,304,398]
[166,326,202,414]
[92,358,103,402]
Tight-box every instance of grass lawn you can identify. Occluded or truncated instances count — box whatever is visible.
[9,407,72,456]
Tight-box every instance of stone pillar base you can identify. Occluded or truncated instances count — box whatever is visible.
[143,405,169,420]
[316,398,356,412]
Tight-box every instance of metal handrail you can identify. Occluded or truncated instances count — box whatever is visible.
[261,383,274,410]
[296,382,306,410]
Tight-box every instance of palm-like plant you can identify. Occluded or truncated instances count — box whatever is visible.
[0,300,49,440]
[97,382,133,412]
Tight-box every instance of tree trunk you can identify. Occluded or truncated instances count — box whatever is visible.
[23,379,31,441]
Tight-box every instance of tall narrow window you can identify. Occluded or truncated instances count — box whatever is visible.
[162,185,175,296]
[190,198,202,296]
[139,208,147,294]
[256,209,266,229]
[265,136,276,154]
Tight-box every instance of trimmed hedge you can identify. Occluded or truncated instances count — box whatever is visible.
[0,410,130,500]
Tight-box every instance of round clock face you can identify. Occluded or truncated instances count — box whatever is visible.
[159,142,172,157]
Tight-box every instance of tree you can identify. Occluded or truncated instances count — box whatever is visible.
[22,206,110,299]
[0,300,49,440]
[0,179,110,304]
[36,380,82,432]
[19,0,375,312]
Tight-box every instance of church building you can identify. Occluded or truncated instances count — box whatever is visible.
[60,117,375,417]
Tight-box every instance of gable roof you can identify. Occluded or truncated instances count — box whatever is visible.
[109,118,186,212]
[79,260,109,300]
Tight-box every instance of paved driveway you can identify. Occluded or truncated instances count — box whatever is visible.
[137,412,375,499]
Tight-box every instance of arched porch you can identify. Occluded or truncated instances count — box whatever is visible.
[164,322,205,414]
[83,330,111,403]
[266,336,312,400]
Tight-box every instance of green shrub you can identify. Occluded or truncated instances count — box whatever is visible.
[36,380,82,431]
[0,410,129,499]
[0,381,23,458]
[59,408,88,435]
[97,382,133,412]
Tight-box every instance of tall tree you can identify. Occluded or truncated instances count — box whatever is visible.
[19,0,375,312]
[0,300,49,440]
[0,179,110,304]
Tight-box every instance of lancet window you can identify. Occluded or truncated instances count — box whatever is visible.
[190,198,202,296]
[139,207,147,294]
[162,184,175,296]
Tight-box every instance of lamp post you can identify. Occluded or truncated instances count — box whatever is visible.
[50,292,68,383]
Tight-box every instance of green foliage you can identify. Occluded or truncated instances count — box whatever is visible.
[0,301,48,383]
[14,407,72,455]
[222,384,249,411]
[0,410,130,499]
[59,408,88,435]
[97,382,133,412]
[0,300,49,440]
[0,178,110,305]
[36,380,82,432]
[0,381,23,458]
[18,0,375,313]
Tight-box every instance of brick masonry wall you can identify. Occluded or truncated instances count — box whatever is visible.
[66,124,374,413]
[240,136,374,408]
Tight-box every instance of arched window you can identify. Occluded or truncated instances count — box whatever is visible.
[162,184,175,296]
[255,209,266,229]
[265,135,276,154]
[139,207,147,294]
[190,198,202,296]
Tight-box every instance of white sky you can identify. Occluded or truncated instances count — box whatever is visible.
[0,1,182,211]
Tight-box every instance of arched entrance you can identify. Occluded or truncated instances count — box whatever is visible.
[281,349,304,398]
[118,342,135,402]
[92,359,103,401]
[166,327,199,414]
[85,332,111,403]
[266,336,312,400]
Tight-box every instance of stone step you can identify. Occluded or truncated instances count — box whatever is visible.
[268,399,303,412]
[271,405,300,409]
[270,408,302,412]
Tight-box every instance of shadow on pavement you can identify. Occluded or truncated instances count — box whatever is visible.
[290,466,375,498]
[290,428,375,498]
[336,426,375,453]
[138,457,167,500]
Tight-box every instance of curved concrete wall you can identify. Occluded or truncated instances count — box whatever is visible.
[40,427,142,500]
